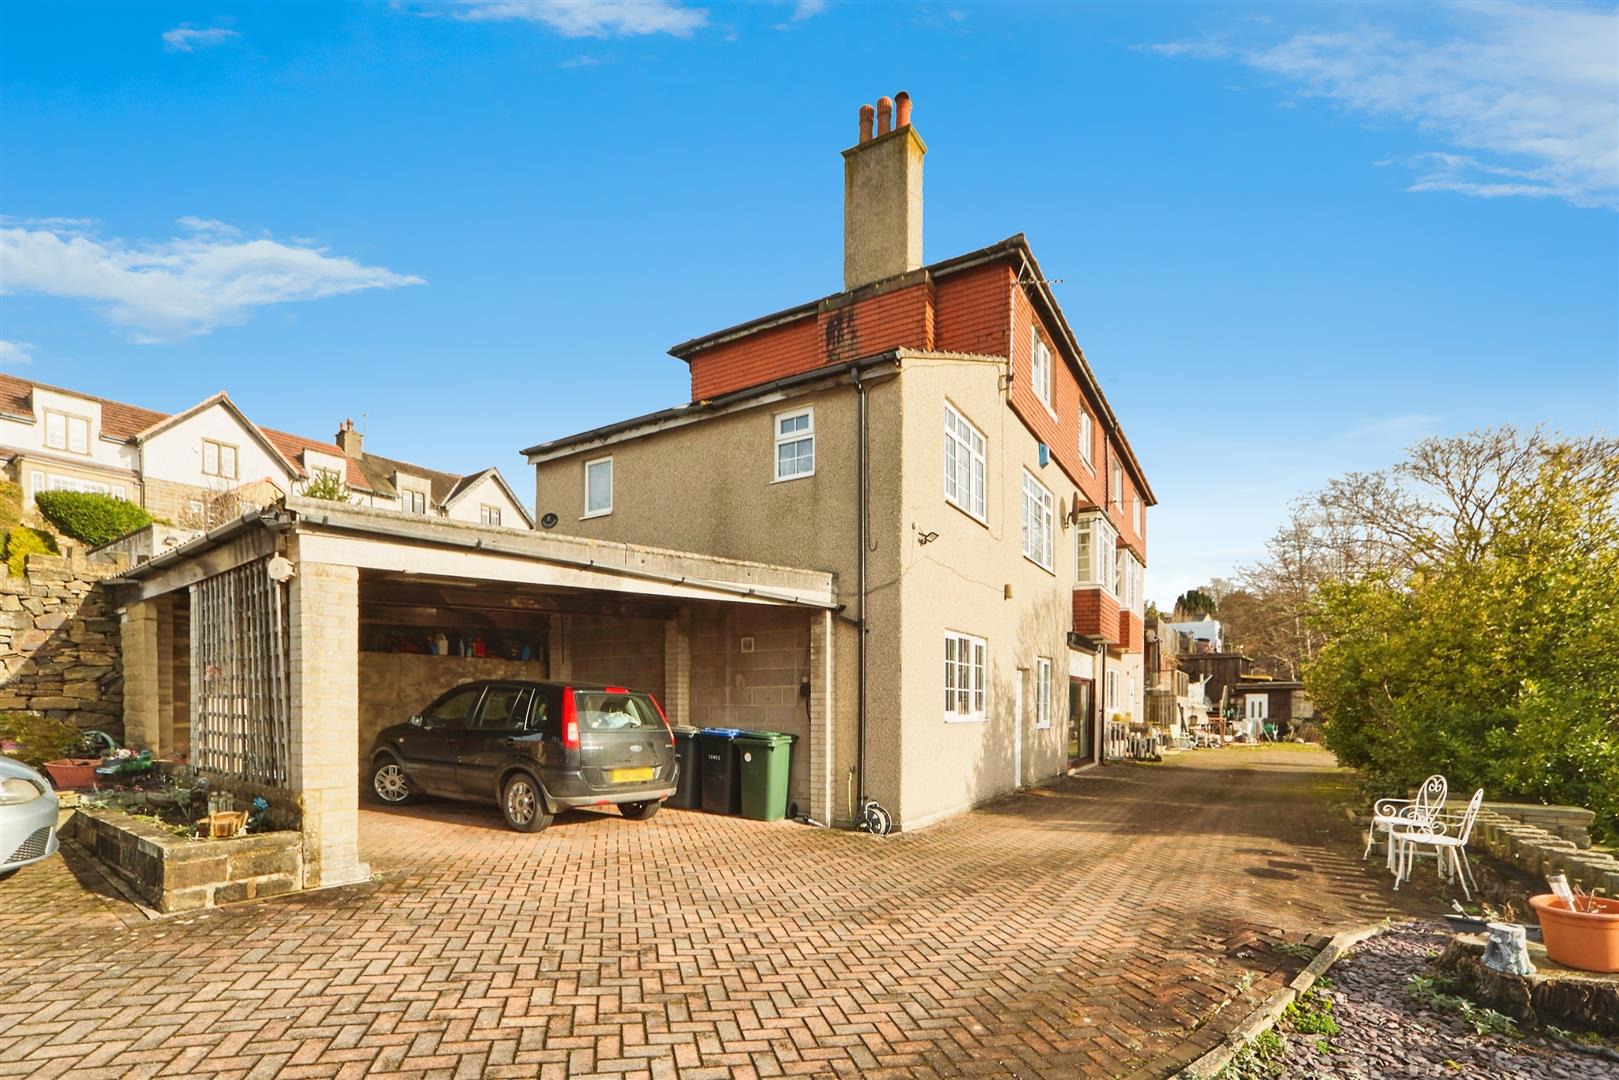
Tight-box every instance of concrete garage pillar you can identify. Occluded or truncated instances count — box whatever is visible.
[663,615,691,727]
[808,609,835,827]
[288,561,368,889]
[121,600,161,754]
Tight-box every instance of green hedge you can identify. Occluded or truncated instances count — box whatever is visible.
[33,490,153,547]
[4,526,57,576]
[0,480,21,531]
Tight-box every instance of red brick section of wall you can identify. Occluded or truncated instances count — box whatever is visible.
[1073,586,1120,645]
[688,282,935,401]
[1118,610,1144,653]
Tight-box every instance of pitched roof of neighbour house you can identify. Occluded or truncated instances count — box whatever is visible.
[440,467,536,527]
[0,374,521,510]
[537,234,1154,504]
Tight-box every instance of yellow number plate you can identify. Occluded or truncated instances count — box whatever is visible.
[609,766,654,783]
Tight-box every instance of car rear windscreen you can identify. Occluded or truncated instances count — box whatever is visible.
[573,691,664,732]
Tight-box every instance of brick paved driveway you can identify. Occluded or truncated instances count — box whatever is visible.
[1,748,1431,1079]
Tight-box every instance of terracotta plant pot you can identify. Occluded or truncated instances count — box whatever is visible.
[43,758,101,790]
[1529,893,1619,973]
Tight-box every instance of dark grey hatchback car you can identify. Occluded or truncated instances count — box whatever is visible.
[368,680,678,832]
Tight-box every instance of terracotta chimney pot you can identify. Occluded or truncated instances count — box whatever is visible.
[876,96,892,135]
[858,103,874,143]
[894,91,911,129]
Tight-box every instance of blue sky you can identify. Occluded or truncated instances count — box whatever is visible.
[2,1,1615,605]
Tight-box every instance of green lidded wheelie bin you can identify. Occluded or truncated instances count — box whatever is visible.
[735,730,796,821]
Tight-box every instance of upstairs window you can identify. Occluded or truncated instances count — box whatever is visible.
[202,439,238,479]
[1076,513,1118,592]
[480,504,502,526]
[774,408,814,481]
[1030,329,1052,408]
[584,457,613,517]
[944,631,987,722]
[45,410,90,455]
[1021,471,1054,571]
[1110,459,1123,509]
[943,404,986,521]
[1078,408,1094,469]
[402,489,428,515]
[1132,494,1142,535]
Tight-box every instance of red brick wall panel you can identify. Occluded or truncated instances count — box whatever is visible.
[1118,610,1143,653]
[934,264,1013,358]
[1073,587,1121,645]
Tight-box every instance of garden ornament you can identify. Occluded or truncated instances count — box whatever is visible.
[1483,922,1535,976]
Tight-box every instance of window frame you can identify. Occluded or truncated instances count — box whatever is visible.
[1110,459,1123,509]
[44,409,91,455]
[1020,470,1055,573]
[772,407,815,483]
[1075,512,1119,595]
[1034,657,1053,730]
[1030,328,1053,411]
[1132,494,1142,536]
[201,438,239,480]
[401,488,428,515]
[583,456,613,518]
[479,504,502,526]
[1078,408,1094,471]
[943,403,987,523]
[943,629,988,723]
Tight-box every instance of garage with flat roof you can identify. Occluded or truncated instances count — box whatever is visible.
[113,496,839,889]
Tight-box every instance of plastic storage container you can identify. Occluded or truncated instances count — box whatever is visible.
[669,726,702,809]
[736,731,796,822]
[698,728,744,814]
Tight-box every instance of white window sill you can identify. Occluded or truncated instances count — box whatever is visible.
[1034,723,1052,731]
[580,508,613,520]
[944,714,989,725]
[1080,457,1096,475]
[1023,553,1057,577]
[771,471,815,485]
[945,497,989,528]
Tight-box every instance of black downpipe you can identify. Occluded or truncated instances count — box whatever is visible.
[1096,642,1107,763]
[853,367,869,811]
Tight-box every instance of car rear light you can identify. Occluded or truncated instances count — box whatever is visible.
[604,686,629,694]
[561,688,580,750]
[650,694,675,746]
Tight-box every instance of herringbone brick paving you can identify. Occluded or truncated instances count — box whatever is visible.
[1,748,1428,1078]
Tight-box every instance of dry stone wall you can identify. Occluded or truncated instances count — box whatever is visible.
[0,550,127,737]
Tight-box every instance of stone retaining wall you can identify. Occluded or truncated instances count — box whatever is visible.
[1474,808,1619,898]
[0,549,127,737]
[67,808,303,913]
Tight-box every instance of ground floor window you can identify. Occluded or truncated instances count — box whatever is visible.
[944,630,987,722]
[32,471,125,500]
[1034,657,1052,729]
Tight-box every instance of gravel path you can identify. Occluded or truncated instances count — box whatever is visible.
[1260,922,1619,1079]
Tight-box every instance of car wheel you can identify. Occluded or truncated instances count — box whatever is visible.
[370,759,418,805]
[502,774,554,833]
[619,800,660,821]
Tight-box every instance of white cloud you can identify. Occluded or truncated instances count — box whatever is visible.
[453,1,707,38]
[1143,2,1619,209]
[772,0,827,30]
[162,25,241,53]
[0,220,424,343]
[0,341,34,366]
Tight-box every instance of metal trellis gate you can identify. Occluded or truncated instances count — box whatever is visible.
[190,558,291,785]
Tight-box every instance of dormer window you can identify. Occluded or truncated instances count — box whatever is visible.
[45,410,90,455]
[402,489,428,514]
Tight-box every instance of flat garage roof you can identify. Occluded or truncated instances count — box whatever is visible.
[114,495,839,611]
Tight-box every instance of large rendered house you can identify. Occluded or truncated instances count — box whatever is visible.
[0,375,532,533]
[524,96,1154,830]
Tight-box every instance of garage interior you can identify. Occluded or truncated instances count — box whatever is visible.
[116,498,839,891]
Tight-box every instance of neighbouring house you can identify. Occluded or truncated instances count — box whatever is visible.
[1144,617,1193,740]
[1234,676,1310,739]
[1175,651,1253,725]
[1165,614,1222,652]
[523,94,1155,830]
[0,376,532,540]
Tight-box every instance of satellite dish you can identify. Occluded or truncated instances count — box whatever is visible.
[540,512,559,529]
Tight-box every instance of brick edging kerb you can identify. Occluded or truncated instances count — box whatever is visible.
[1172,924,1387,1080]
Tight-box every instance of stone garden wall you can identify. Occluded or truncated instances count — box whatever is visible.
[0,549,128,738]
[1473,804,1619,899]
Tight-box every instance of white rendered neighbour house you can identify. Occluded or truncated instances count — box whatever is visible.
[0,375,532,535]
